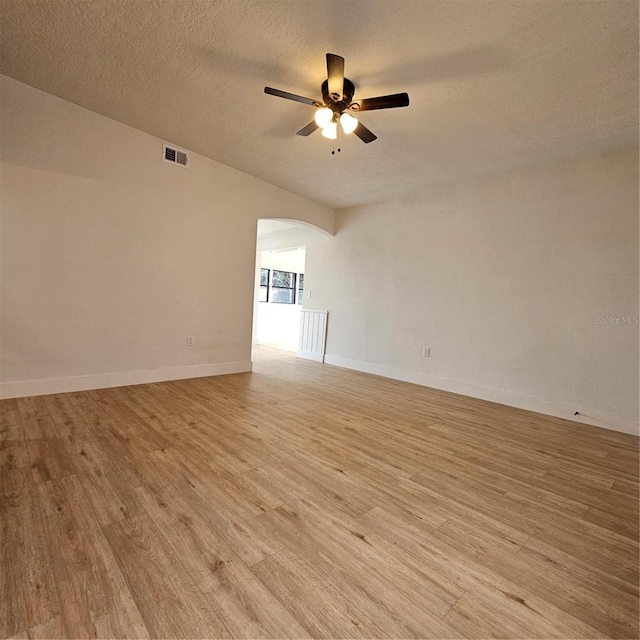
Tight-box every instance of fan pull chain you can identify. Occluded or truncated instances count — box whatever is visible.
[331,125,342,156]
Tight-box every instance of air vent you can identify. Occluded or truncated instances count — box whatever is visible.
[162,143,189,168]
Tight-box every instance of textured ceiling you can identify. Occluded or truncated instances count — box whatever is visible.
[257,219,297,236]
[1,0,637,209]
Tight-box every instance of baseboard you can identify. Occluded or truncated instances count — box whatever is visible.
[297,350,324,363]
[0,360,253,400]
[324,354,639,436]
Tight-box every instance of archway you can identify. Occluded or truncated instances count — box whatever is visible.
[252,218,328,358]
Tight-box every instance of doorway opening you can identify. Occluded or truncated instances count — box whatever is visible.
[253,220,307,354]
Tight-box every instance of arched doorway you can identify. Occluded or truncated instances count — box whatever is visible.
[252,218,328,356]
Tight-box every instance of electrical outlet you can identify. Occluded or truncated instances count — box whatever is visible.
[422,346,430,357]
[187,335,195,346]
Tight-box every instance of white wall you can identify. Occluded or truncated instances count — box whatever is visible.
[255,248,306,351]
[305,147,639,434]
[0,76,334,397]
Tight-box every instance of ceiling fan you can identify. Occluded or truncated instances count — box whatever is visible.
[264,53,410,146]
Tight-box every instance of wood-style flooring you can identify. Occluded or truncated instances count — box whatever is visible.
[1,347,638,639]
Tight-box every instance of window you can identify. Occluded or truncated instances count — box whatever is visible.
[297,274,304,304]
[271,270,297,304]
[259,268,269,302]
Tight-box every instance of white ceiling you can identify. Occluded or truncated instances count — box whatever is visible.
[257,219,298,237]
[1,0,637,209]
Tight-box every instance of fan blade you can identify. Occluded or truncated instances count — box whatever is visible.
[353,121,377,143]
[296,121,320,136]
[264,87,319,106]
[326,53,345,100]
[350,92,409,111]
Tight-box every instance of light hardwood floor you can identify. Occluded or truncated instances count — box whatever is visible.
[1,347,638,639]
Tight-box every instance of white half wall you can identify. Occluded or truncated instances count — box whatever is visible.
[0,76,334,397]
[305,147,639,434]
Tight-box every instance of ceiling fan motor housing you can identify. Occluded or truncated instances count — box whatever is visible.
[322,78,355,113]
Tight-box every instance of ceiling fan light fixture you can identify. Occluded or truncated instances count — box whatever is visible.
[314,107,334,128]
[321,122,337,139]
[340,112,358,134]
